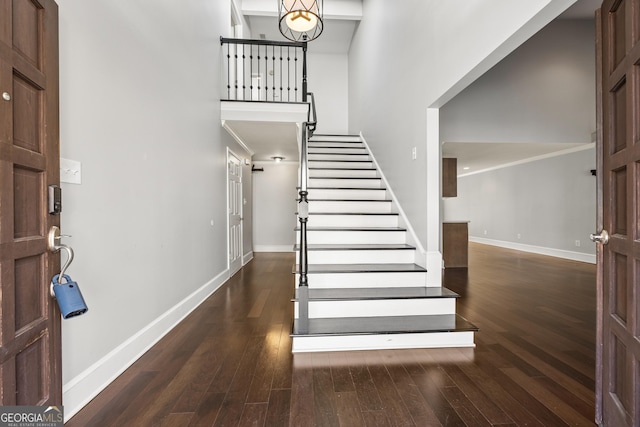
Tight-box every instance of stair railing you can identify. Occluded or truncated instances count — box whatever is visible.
[220,37,308,103]
[297,92,317,333]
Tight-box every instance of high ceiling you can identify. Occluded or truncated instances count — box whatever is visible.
[235,0,600,166]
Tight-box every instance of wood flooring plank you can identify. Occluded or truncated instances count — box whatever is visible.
[289,364,314,426]
[441,365,514,425]
[67,371,156,427]
[502,367,594,426]
[367,361,415,426]
[331,351,356,392]
[335,391,366,427]
[209,391,246,427]
[160,413,194,427]
[238,403,268,427]
[440,386,491,427]
[361,410,392,427]
[384,362,441,426]
[246,324,283,403]
[412,372,467,427]
[350,362,384,412]
[312,363,341,426]
[188,391,227,427]
[264,389,291,427]
[247,289,271,318]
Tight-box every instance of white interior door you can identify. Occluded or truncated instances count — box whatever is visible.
[227,150,243,275]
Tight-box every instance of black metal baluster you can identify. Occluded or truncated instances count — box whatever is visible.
[302,43,307,103]
[234,45,239,99]
[294,47,298,102]
[280,46,283,102]
[242,44,246,100]
[226,42,231,100]
[257,45,261,100]
[272,46,276,102]
[250,44,253,101]
[287,46,291,102]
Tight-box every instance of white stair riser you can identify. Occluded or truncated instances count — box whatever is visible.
[294,298,456,318]
[309,200,392,213]
[299,230,406,244]
[291,331,476,352]
[308,215,398,227]
[309,148,368,155]
[310,178,383,188]
[310,136,361,143]
[309,161,373,169]
[309,189,387,200]
[309,154,371,161]
[298,249,414,264]
[295,272,431,288]
[308,144,364,150]
[309,169,378,178]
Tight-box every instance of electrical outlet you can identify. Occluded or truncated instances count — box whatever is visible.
[575,240,581,247]
[483,230,487,235]
[517,234,521,239]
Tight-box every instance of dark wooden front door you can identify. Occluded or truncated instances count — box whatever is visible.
[0,0,61,405]
[597,0,640,425]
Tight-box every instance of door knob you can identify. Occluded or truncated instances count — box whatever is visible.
[590,229,609,245]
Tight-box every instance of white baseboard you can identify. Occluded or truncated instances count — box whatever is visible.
[243,251,254,265]
[63,268,231,422]
[253,245,294,252]
[469,237,596,264]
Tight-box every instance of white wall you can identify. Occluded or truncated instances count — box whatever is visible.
[440,19,595,144]
[58,0,251,418]
[307,53,349,134]
[347,0,576,282]
[252,162,298,251]
[444,148,596,262]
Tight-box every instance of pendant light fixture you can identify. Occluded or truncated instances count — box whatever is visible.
[278,0,323,42]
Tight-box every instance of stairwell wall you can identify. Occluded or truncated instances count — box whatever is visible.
[347,0,577,283]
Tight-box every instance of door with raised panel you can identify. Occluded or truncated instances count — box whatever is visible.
[0,0,62,405]
[228,150,243,275]
[597,0,640,425]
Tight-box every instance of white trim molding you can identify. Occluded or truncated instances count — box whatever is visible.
[470,236,596,264]
[243,250,254,265]
[459,143,595,178]
[254,245,294,252]
[63,268,231,422]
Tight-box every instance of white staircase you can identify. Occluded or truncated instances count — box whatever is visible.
[291,134,477,352]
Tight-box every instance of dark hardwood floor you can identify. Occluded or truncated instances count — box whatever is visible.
[66,243,597,426]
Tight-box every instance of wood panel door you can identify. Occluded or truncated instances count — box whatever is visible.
[598,0,640,425]
[0,0,61,405]
[228,150,243,275]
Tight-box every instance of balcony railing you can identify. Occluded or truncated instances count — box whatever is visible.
[220,37,308,103]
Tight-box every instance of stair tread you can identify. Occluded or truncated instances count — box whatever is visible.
[308,198,391,202]
[307,187,387,191]
[309,176,382,180]
[294,287,459,301]
[309,167,376,171]
[293,263,427,274]
[308,212,399,216]
[309,159,372,163]
[296,226,405,231]
[291,314,478,336]
[294,244,415,250]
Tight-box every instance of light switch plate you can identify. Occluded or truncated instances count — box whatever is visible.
[60,158,82,184]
